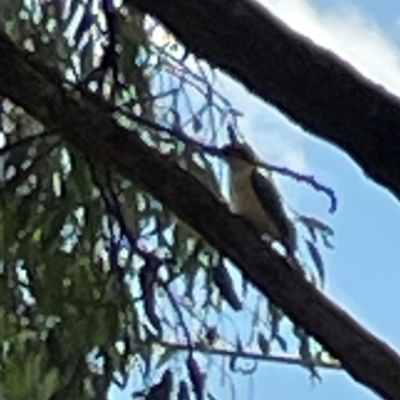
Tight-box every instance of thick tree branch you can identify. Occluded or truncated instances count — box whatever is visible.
[129,0,400,207]
[0,32,400,400]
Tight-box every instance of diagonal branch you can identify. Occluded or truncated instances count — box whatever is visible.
[128,0,400,208]
[0,31,399,400]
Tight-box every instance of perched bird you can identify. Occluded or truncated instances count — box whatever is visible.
[222,142,296,257]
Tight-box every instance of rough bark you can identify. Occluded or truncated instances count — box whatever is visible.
[1,31,400,400]
[128,0,400,207]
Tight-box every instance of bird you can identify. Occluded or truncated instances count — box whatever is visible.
[222,141,296,257]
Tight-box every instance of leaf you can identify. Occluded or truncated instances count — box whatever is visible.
[119,13,147,49]
[192,115,202,133]
[80,36,95,76]
[306,240,325,285]
[92,306,119,346]
[140,341,153,381]
[181,239,203,301]
[52,0,64,24]
[268,303,282,340]
[300,216,334,235]
[204,326,218,346]
[143,288,162,334]
[74,9,93,46]
[275,334,288,352]
[241,270,250,299]
[228,354,237,373]
[155,347,177,370]
[257,332,270,355]
[211,261,242,311]
[177,381,191,400]
[187,356,204,400]
[39,367,60,400]
[229,336,243,372]
[322,233,334,249]
[171,223,190,266]
[146,369,173,400]
[139,263,162,335]
[41,203,68,249]
[297,333,321,381]
[298,215,334,244]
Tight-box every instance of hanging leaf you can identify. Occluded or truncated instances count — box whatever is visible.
[181,239,203,301]
[145,369,173,400]
[228,354,237,373]
[241,270,250,299]
[257,332,270,355]
[143,287,162,334]
[187,355,205,400]
[211,261,242,311]
[228,337,242,373]
[80,37,95,76]
[74,9,93,46]
[275,334,288,352]
[306,240,325,286]
[155,347,177,370]
[177,380,191,400]
[236,336,244,354]
[322,233,334,249]
[300,340,320,380]
[139,262,162,335]
[204,326,218,346]
[192,115,202,133]
[268,303,283,340]
[298,215,334,244]
[140,337,154,381]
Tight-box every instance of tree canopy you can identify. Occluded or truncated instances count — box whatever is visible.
[1,1,400,400]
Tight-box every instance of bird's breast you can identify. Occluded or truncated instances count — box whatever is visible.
[230,167,280,238]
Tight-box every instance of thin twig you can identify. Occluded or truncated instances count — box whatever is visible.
[153,339,342,371]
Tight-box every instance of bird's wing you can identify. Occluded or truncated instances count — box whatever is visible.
[251,169,296,254]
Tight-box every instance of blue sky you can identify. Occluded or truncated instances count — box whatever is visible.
[214,0,400,399]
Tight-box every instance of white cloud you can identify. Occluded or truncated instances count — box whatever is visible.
[259,0,400,96]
